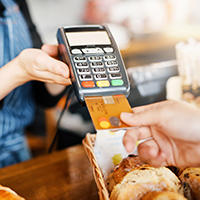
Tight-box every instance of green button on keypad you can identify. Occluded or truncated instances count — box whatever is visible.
[111,79,124,86]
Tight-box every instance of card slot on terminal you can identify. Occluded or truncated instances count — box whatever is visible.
[85,95,133,131]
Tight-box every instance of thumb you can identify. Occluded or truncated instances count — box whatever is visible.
[120,109,161,127]
[41,44,59,58]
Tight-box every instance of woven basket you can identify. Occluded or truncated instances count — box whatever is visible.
[82,133,110,200]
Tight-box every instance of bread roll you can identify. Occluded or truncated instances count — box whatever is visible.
[179,167,200,200]
[0,185,25,200]
[110,165,182,200]
[106,154,146,193]
[112,155,146,184]
[106,172,117,194]
[167,166,185,177]
[141,191,187,200]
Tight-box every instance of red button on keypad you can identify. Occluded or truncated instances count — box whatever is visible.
[82,81,95,88]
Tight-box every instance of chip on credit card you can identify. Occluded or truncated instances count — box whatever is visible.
[85,95,133,131]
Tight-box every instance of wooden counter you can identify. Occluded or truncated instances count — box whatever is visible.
[0,144,99,200]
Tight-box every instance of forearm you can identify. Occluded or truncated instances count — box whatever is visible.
[0,57,28,100]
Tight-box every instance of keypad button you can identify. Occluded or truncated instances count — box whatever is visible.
[82,48,104,54]
[82,81,95,88]
[109,73,122,79]
[92,68,106,74]
[82,48,94,54]
[89,56,102,61]
[74,56,87,62]
[75,62,89,68]
[95,47,104,54]
[103,55,116,61]
[103,47,114,53]
[80,74,92,80]
[71,49,82,54]
[105,61,118,67]
[96,80,110,87]
[107,67,120,73]
[90,62,104,68]
[94,74,108,80]
[111,79,124,86]
[77,68,90,74]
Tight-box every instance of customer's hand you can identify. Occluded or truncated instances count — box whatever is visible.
[120,100,200,168]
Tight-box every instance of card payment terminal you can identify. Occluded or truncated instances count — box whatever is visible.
[57,24,130,105]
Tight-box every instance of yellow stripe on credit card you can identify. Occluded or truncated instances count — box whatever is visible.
[85,95,133,131]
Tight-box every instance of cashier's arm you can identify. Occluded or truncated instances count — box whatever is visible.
[120,100,200,168]
[0,44,71,100]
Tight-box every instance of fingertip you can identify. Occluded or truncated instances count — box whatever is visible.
[137,142,166,167]
[123,131,137,153]
[149,151,166,167]
[120,112,133,119]
[157,151,166,163]
[120,112,134,126]
[60,68,66,78]
[137,143,158,161]
[125,141,135,153]
[148,146,159,158]
[41,44,50,51]
[41,44,58,57]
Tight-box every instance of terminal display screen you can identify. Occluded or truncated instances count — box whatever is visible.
[65,31,111,46]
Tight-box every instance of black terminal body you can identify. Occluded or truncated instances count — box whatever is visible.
[57,24,130,105]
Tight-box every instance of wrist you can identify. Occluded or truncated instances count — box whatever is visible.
[0,57,29,99]
[11,56,31,85]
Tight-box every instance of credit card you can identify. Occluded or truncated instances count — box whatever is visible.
[85,95,133,131]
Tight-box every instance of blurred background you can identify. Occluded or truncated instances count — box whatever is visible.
[25,0,200,156]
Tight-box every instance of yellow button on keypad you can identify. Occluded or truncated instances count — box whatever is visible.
[96,80,110,87]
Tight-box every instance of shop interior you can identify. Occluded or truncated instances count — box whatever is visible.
[25,0,200,157]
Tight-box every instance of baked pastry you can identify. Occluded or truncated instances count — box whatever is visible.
[0,185,25,200]
[141,191,187,200]
[179,167,200,200]
[112,154,146,183]
[110,165,182,200]
[106,154,146,193]
[106,172,117,194]
[167,166,185,177]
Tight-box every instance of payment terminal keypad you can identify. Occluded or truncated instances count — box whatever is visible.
[72,47,124,88]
